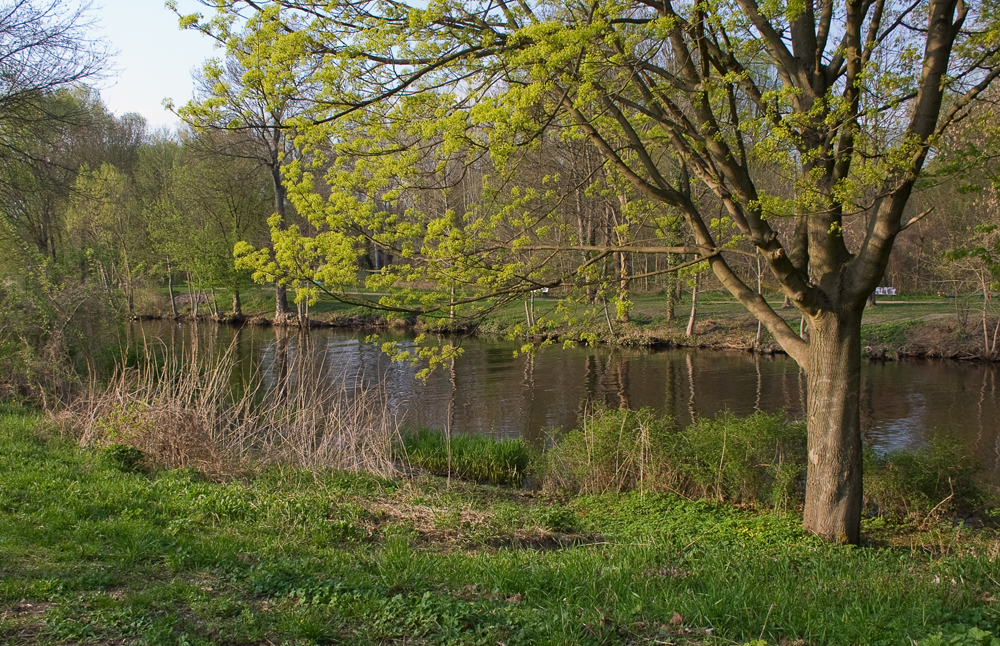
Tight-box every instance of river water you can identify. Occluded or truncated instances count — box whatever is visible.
[129,320,1000,479]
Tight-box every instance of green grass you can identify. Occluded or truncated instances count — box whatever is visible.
[400,428,534,486]
[3,403,999,645]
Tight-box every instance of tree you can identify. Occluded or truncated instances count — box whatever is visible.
[169,130,274,318]
[0,0,106,163]
[172,3,316,323]
[192,0,1000,542]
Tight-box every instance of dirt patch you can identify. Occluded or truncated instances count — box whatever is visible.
[898,321,994,360]
[0,601,54,645]
[2,600,53,620]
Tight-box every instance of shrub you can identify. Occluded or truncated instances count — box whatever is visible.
[60,346,403,479]
[864,436,985,521]
[675,412,806,510]
[399,429,532,486]
[543,409,805,509]
[103,443,146,473]
[542,408,676,495]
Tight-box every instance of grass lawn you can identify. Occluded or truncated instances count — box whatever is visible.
[2,404,999,645]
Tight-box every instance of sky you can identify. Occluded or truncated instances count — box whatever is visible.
[90,0,220,131]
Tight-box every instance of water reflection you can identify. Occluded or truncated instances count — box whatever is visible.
[127,321,1000,482]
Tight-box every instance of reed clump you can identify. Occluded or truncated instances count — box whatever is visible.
[56,343,403,479]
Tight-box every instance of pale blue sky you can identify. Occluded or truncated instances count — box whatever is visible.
[91,0,220,131]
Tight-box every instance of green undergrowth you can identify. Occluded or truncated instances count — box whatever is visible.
[2,403,999,646]
[861,320,920,356]
[399,428,534,486]
[542,408,992,523]
[543,409,806,509]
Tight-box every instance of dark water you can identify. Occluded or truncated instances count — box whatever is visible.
[129,321,1000,480]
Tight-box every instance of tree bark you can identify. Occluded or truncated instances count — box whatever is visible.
[685,273,699,337]
[802,309,864,544]
[167,261,178,319]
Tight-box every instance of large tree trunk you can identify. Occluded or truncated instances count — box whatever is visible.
[802,309,864,544]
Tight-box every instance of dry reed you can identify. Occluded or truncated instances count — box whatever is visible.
[57,335,402,479]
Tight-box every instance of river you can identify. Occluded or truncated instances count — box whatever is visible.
[129,320,1000,481]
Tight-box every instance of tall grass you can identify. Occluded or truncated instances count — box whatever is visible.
[56,340,402,478]
[542,408,676,495]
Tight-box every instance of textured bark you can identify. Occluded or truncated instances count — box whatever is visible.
[802,309,864,544]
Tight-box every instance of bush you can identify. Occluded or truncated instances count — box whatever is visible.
[0,271,118,403]
[399,429,533,486]
[103,443,146,473]
[675,412,806,510]
[542,408,676,495]
[864,436,985,521]
[543,409,805,508]
[544,408,991,520]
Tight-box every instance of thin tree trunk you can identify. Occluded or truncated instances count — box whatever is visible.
[802,310,864,544]
[982,275,990,355]
[232,289,243,318]
[271,164,292,322]
[685,273,699,337]
[756,255,763,345]
[666,254,678,322]
[167,260,178,319]
[618,250,630,323]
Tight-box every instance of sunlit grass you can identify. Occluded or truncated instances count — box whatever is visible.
[1,403,998,646]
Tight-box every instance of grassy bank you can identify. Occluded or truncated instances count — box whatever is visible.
[136,284,1000,361]
[2,404,999,646]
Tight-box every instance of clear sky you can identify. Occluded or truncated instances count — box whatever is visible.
[90,0,220,131]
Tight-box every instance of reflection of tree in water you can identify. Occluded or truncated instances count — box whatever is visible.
[663,358,677,424]
[188,320,200,366]
[520,352,536,441]
[614,353,630,410]
[578,354,600,418]
[754,354,762,413]
[273,326,290,404]
[686,353,696,425]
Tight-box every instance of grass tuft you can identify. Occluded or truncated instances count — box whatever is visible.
[400,429,533,486]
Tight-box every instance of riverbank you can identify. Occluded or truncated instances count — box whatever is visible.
[137,287,1000,362]
[2,403,999,646]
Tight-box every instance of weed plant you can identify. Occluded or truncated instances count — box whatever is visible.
[542,408,676,495]
[1,403,999,646]
[543,408,804,509]
[543,409,989,523]
[676,412,806,509]
[863,436,986,522]
[400,429,533,486]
